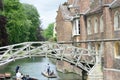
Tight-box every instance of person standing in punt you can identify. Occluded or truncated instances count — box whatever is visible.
[16,65,20,73]
[47,64,50,75]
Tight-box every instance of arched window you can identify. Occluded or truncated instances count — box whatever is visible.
[114,11,120,30]
[87,18,92,35]
[114,42,120,58]
[94,17,98,33]
[100,15,104,32]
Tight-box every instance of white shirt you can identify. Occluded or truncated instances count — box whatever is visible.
[16,72,22,79]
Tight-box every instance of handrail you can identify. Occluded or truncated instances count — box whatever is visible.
[0,41,99,72]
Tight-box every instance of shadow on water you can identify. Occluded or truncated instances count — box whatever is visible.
[0,57,82,80]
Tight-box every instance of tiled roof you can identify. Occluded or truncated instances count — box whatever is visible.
[60,5,73,21]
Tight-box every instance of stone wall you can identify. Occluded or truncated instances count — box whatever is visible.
[104,69,120,80]
[56,60,82,75]
[56,7,72,42]
[80,0,90,13]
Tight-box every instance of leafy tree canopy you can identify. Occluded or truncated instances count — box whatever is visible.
[3,0,42,44]
[42,23,54,41]
[23,3,41,41]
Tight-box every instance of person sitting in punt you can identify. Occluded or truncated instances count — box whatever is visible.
[50,70,54,76]
[16,70,22,80]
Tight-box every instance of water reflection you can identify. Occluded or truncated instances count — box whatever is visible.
[0,57,81,80]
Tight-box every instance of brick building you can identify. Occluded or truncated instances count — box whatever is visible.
[56,3,73,42]
[56,0,120,80]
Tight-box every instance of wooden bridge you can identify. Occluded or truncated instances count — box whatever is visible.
[0,42,102,74]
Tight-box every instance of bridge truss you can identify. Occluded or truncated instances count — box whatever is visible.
[0,42,101,73]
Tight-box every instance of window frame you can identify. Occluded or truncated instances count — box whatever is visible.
[114,11,120,31]
[100,15,104,32]
[94,17,98,33]
[87,18,92,35]
[114,42,120,58]
[72,18,80,36]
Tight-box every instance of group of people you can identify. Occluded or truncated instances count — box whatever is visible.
[15,63,54,80]
[15,65,31,80]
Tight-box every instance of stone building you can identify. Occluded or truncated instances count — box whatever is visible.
[56,0,120,80]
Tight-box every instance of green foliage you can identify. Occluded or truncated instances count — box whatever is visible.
[23,3,40,41]
[3,0,41,44]
[4,0,28,43]
[42,23,54,41]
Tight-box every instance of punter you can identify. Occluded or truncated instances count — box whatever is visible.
[15,65,20,73]
[47,64,50,75]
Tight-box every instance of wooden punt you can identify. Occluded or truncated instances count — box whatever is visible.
[0,73,11,79]
[28,77,38,80]
[5,73,11,79]
[0,73,5,79]
[41,72,57,78]
[12,76,38,80]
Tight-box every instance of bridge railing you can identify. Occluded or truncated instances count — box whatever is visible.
[0,42,98,72]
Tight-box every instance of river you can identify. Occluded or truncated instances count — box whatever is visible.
[0,57,82,80]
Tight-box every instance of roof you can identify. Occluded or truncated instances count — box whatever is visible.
[60,5,73,21]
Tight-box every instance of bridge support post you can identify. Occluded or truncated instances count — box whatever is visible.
[27,45,31,58]
[87,42,104,80]
[87,63,103,80]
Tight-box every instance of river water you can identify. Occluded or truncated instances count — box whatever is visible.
[0,57,82,80]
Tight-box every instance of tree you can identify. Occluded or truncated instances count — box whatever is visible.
[3,0,30,44]
[36,27,45,41]
[42,23,54,41]
[22,3,41,41]
[3,0,42,44]
[0,15,8,46]
[0,0,8,46]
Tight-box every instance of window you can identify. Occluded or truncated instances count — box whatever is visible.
[100,15,104,32]
[94,17,98,33]
[78,19,80,34]
[114,11,120,30]
[72,19,80,36]
[114,42,120,58]
[87,19,92,35]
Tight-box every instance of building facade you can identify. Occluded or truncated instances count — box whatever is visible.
[56,0,120,80]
